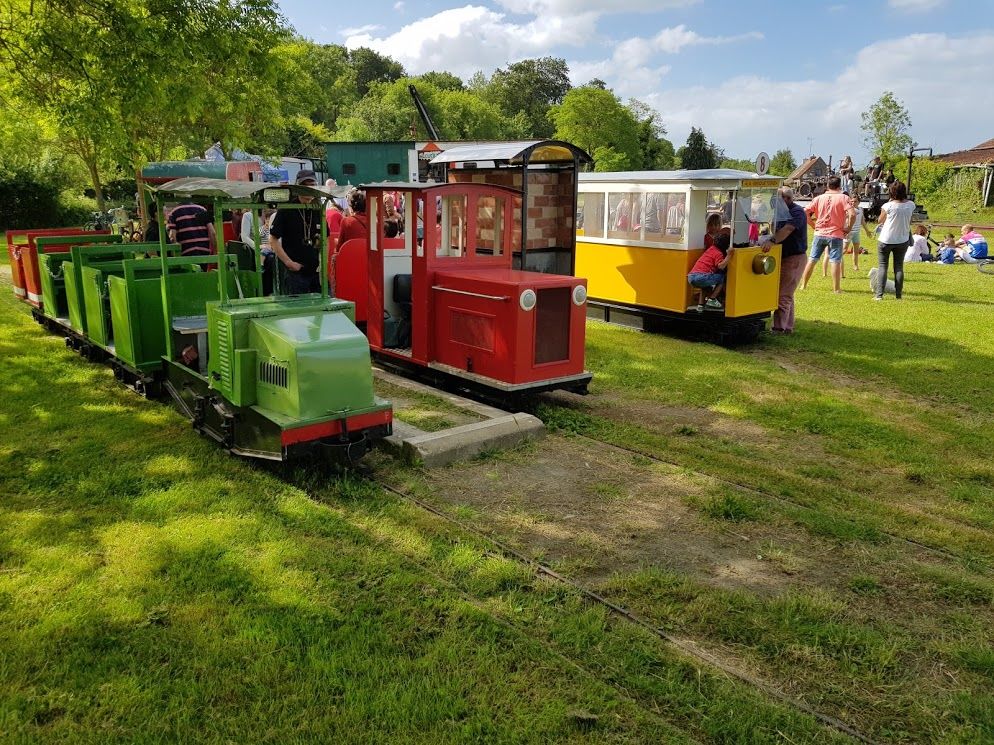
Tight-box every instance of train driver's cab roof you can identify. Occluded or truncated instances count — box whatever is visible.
[429,140,592,167]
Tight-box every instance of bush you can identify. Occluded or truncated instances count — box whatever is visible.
[0,173,98,230]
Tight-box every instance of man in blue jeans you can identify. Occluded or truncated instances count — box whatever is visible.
[799,176,856,294]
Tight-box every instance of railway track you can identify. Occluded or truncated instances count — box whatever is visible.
[349,470,878,744]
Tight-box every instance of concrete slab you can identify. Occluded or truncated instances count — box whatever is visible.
[373,369,546,467]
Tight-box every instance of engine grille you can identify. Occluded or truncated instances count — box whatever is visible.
[260,359,289,388]
[534,287,570,365]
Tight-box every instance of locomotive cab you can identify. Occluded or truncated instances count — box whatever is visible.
[340,181,591,398]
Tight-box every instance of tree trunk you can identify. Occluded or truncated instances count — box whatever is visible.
[85,157,106,211]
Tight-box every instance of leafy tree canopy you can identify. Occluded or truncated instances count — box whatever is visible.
[480,57,571,138]
[549,86,640,170]
[861,91,913,165]
[769,148,796,176]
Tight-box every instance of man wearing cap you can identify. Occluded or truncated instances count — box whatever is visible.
[269,169,322,295]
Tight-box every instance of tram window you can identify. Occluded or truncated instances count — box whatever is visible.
[640,192,686,243]
[608,192,640,240]
[577,192,605,238]
[475,196,503,256]
[438,194,467,257]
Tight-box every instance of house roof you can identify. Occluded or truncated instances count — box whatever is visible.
[933,138,994,166]
[786,156,827,181]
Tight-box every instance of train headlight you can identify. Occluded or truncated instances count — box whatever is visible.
[752,254,777,275]
[519,289,537,311]
[572,285,587,306]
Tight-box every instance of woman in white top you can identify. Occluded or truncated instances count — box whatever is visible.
[874,181,916,300]
[904,224,930,263]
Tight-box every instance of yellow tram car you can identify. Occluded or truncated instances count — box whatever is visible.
[576,169,784,342]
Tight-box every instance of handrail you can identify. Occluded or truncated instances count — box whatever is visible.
[431,285,509,302]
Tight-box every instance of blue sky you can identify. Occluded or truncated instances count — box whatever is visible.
[279,0,994,166]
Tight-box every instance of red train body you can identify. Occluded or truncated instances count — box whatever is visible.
[334,181,591,397]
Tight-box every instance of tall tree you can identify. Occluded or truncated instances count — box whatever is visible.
[335,78,516,142]
[0,0,291,208]
[676,127,720,170]
[769,148,796,176]
[349,47,405,97]
[861,91,913,164]
[419,71,464,92]
[628,100,675,170]
[549,87,640,171]
[482,57,571,138]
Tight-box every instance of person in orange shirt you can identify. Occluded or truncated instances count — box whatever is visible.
[800,175,855,293]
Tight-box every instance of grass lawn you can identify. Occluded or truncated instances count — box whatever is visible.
[2,245,994,742]
[0,264,848,742]
[377,260,994,743]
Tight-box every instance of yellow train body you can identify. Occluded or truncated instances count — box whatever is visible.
[576,170,785,327]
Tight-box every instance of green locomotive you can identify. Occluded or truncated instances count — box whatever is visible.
[27,178,392,461]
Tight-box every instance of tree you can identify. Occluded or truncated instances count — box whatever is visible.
[0,0,291,209]
[769,148,796,176]
[861,91,913,164]
[349,47,405,97]
[628,100,675,170]
[419,71,464,91]
[335,78,517,142]
[676,127,720,169]
[482,57,571,138]
[549,87,640,171]
[720,157,754,171]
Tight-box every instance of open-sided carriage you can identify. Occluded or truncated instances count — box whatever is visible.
[18,179,392,462]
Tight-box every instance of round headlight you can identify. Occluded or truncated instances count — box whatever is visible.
[519,288,537,311]
[572,284,587,306]
[752,254,777,275]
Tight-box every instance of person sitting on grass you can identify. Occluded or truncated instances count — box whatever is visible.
[905,224,930,263]
[938,234,958,264]
[954,224,989,263]
[688,233,733,310]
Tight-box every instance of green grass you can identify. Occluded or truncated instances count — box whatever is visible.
[0,281,850,742]
[524,262,994,741]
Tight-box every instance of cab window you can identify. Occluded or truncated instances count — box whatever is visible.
[438,194,467,257]
[475,195,503,257]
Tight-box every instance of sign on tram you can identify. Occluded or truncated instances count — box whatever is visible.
[755,151,770,176]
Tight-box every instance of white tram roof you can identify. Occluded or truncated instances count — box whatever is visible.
[430,140,591,166]
[579,169,782,189]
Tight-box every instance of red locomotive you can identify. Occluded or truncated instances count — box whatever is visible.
[333,179,591,400]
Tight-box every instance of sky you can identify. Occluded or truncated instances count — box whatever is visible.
[278,0,994,167]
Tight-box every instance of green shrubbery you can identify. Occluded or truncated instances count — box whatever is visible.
[0,173,94,231]
[907,159,990,222]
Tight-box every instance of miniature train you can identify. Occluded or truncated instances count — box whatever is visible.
[8,141,596,458]
[9,180,392,462]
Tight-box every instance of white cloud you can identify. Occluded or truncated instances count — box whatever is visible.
[634,32,994,164]
[345,5,598,78]
[888,0,945,10]
[340,24,382,37]
[394,1,405,10]
[568,25,762,99]
[495,0,698,13]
